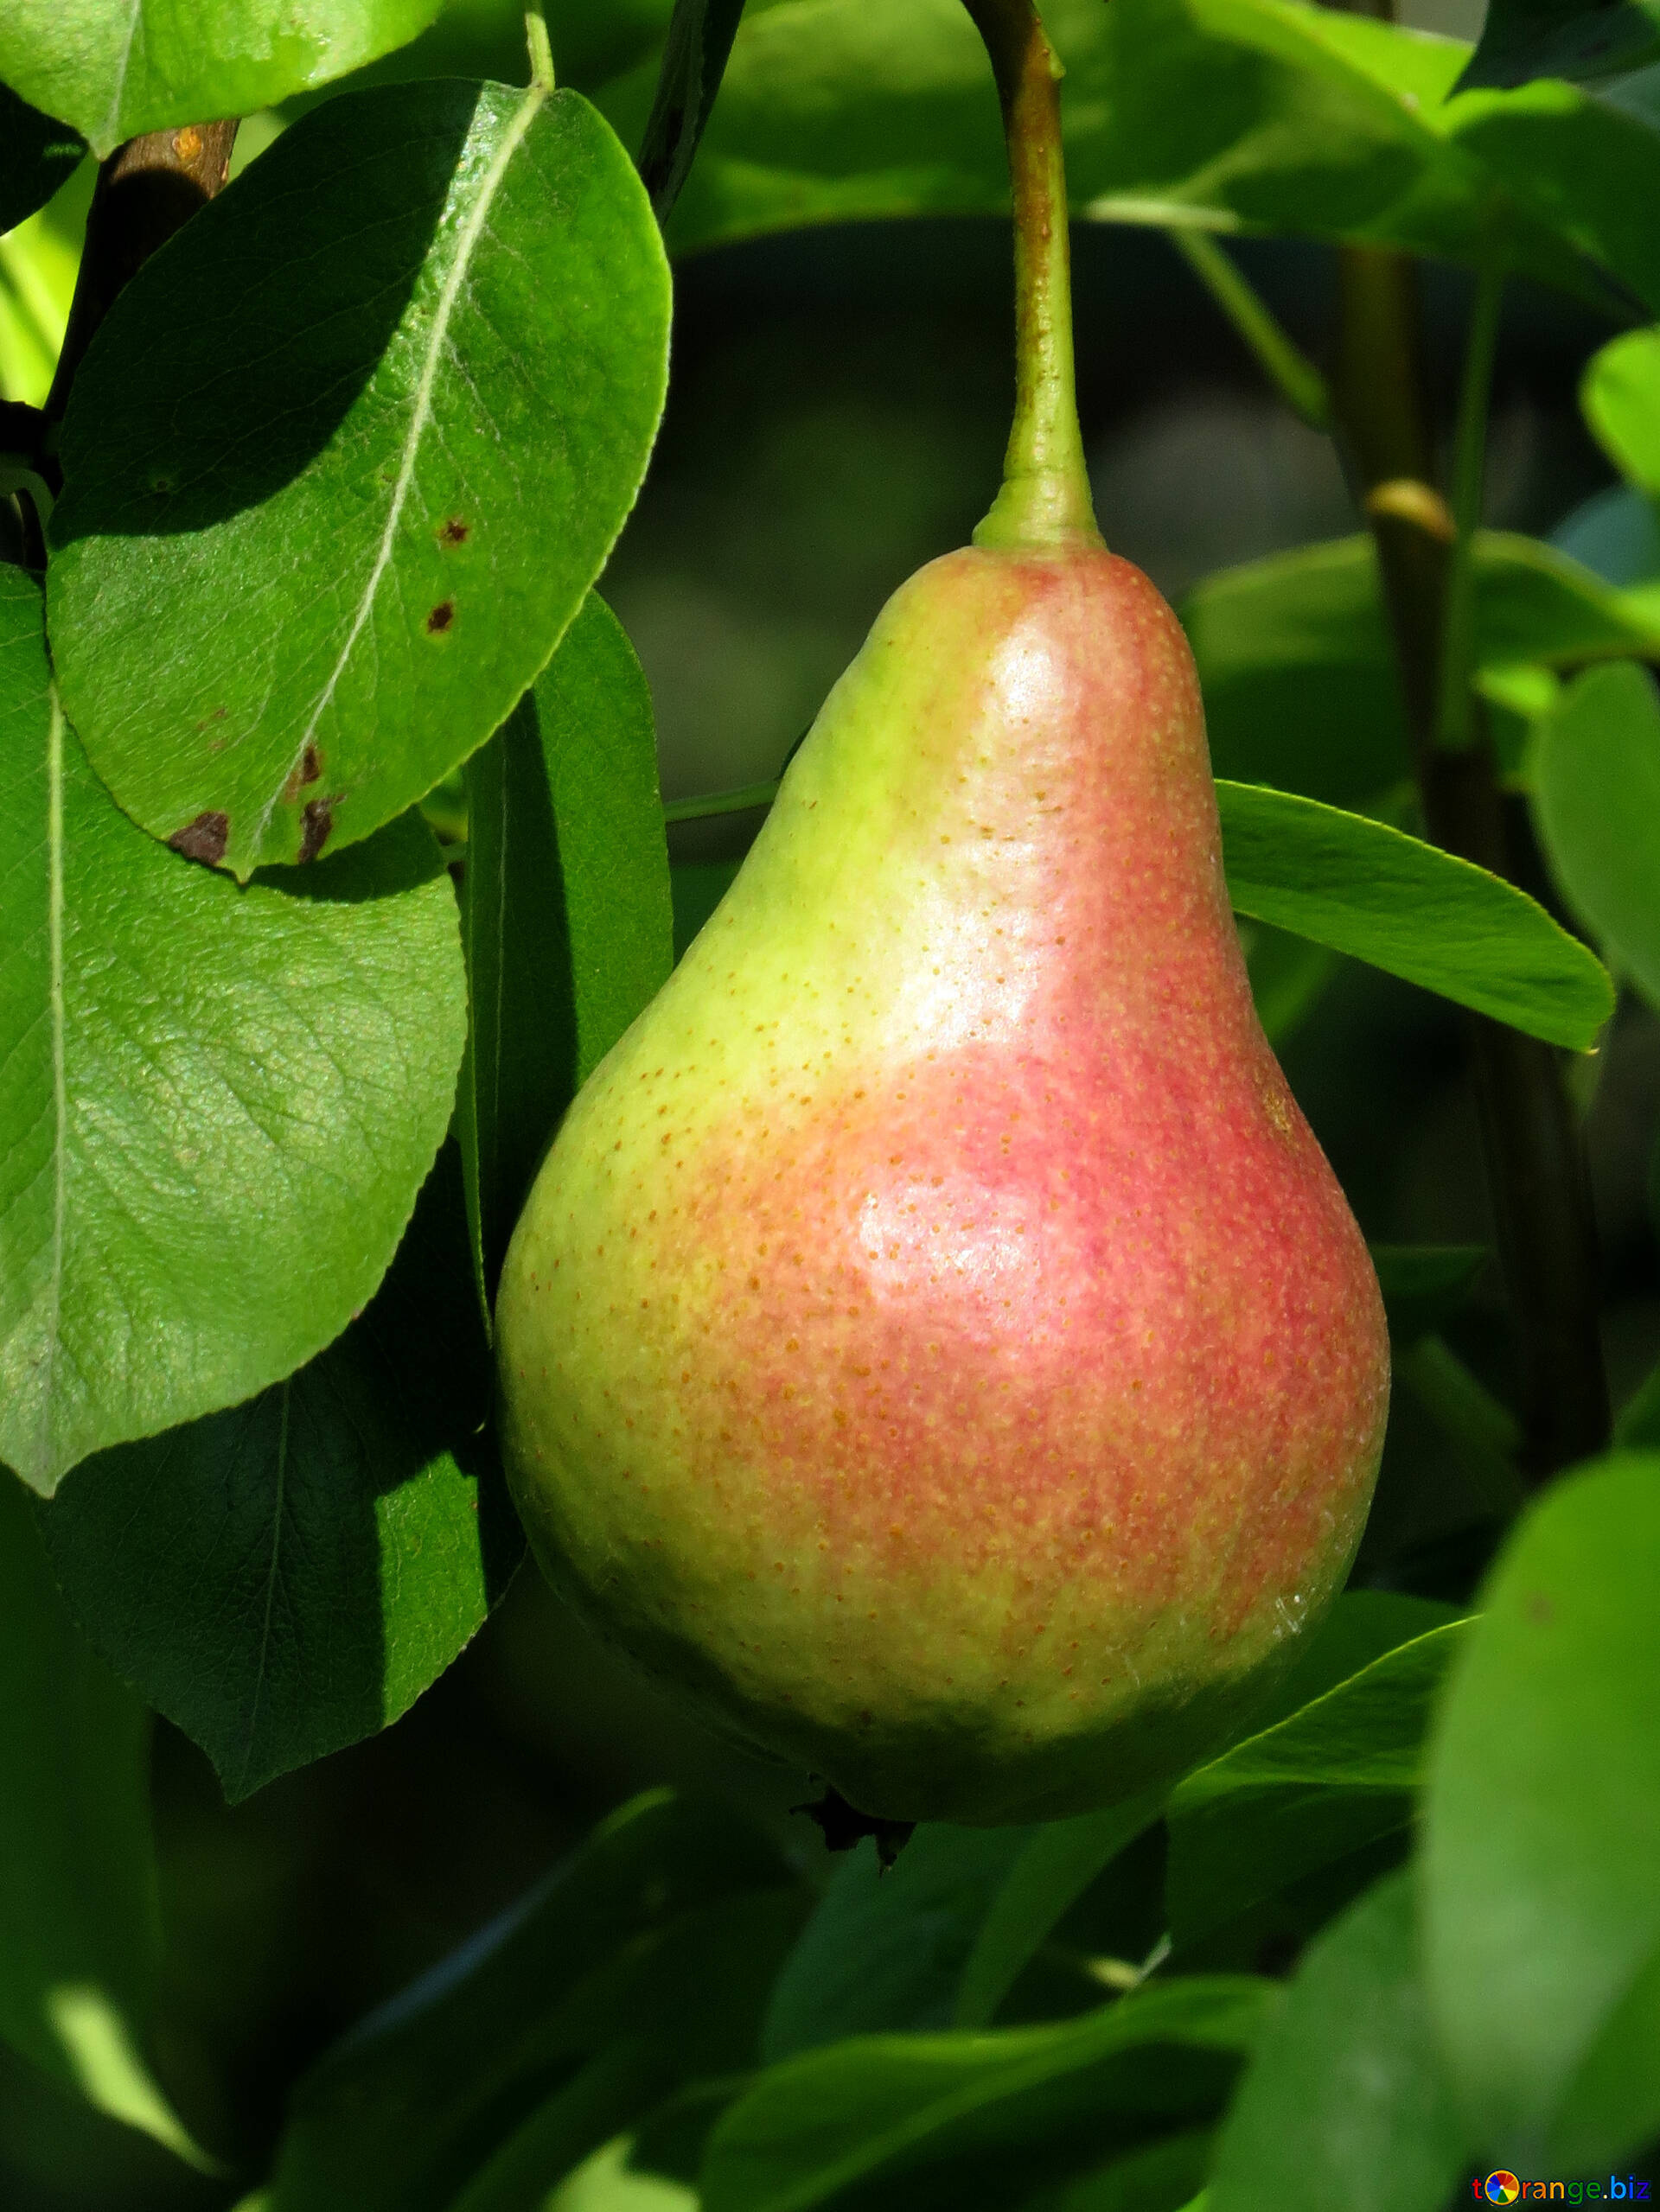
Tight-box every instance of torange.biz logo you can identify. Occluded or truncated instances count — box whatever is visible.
[1475,2178,1653,2203]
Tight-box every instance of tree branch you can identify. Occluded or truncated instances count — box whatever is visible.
[1330,245,1610,1481]
[44,118,239,432]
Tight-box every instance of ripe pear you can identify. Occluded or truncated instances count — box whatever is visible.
[495,2,1388,1825]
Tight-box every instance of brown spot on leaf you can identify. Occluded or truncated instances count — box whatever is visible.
[299,794,340,863]
[437,516,469,546]
[426,599,455,635]
[282,743,323,801]
[169,811,229,865]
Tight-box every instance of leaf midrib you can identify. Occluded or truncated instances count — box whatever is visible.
[255,78,552,862]
[35,688,67,1485]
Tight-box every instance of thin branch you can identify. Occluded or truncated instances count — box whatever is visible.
[1331,245,1610,1482]
[44,118,239,430]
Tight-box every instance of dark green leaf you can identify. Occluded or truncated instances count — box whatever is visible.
[1616,1355,1660,1444]
[0,86,84,233]
[48,78,671,877]
[1532,661,1660,1008]
[459,594,673,1322]
[1449,77,1660,320]
[619,0,1605,305]
[637,0,749,224]
[1207,1871,1467,2212]
[0,1471,202,2163]
[1398,1336,1525,1518]
[1552,482,1660,590]
[268,1791,803,2212]
[1184,531,1660,809]
[671,859,741,962]
[0,0,444,156]
[1456,0,1660,90]
[763,1828,1034,2061]
[0,570,466,1495]
[1239,921,1337,1049]
[954,1791,1168,2030]
[703,1979,1274,2212]
[1217,781,1613,1049]
[1369,1245,1489,1342]
[1260,1591,1463,1725]
[1034,2130,1214,2212]
[35,1144,519,1805]
[1166,1622,1472,1945]
[1424,1450,1660,2169]
[442,2043,679,2212]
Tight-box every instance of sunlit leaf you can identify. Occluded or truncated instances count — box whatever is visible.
[0,0,444,157]
[48,78,670,877]
[1532,660,1660,1009]
[0,571,467,1495]
[1217,781,1613,1049]
[1424,1451,1660,2169]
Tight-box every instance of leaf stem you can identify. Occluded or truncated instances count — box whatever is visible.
[1331,245,1610,1483]
[1168,226,1331,430]
[1433,263,1503,755]
[524,3,555,93]
[663,778,780,823]
[961,0,1101,551]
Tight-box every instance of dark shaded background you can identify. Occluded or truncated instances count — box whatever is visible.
[4,0,1658,2200]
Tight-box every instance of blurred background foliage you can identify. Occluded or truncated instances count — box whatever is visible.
[3,0,1657,2202]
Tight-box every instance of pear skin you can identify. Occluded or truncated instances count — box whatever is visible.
[496,545,1389,1824]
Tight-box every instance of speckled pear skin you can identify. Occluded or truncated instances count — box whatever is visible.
[495,545,1389,1824]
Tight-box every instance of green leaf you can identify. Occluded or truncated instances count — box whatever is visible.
[622,0,1606,304]
[267,1791,802,2212]
[1423,1450,1660,2169]
[1239,921,1336,1049]
[0,0,444,157]
[1369,1245,1489,1342]
[551,2133,699,2211]
[637,0,749,223]
[459,594,673,1322]
[1456,0,1660,91]
[953,1790,1168,2030]
[1616,1354,1660,1445]
[35,1144,519,1805]
[442,2043,681,2212]
[1216,780,1614,1049]
[1206,1871,1467,2212]
[0,1471,204,2164]
[0,570,467,1495]
[1553,482,1660,590]
[1582,325,1660,495]
[1184,531,1660,810]
[0,86,84,233]
[48,77,671,877]
[1035,2131,1215,2212]
[763,1827,1035,2061]
[1532,661,1660,1009]
[1261,1590,1463,1723]
[1446,73,1660,319]
[703,1979,1274,2212]
[1166,1622,1472,1946]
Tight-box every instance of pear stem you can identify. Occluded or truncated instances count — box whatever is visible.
[961,0,1103,553]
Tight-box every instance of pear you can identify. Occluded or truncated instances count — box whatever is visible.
[495,0,1389,1824]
